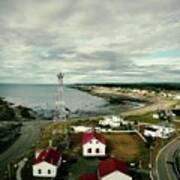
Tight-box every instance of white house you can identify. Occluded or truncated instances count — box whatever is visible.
[144,125,175,139]
[174,95,180,100]
[99,116,131,129]
[32,148,62,178]
[153,113,159,119]
[98,157,132,180]
[80,157,132,180]
[71,126,92,133]
[82,131,106,157]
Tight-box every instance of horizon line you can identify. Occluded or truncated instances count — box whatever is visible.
[0,82,180,85]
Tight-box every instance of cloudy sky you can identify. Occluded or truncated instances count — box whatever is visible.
[0,0,180,84]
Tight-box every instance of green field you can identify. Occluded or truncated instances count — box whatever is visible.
[125,111,159,124]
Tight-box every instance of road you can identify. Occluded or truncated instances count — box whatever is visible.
[155,137,180,180]
[0,120,50,169]
[122,99,177,117]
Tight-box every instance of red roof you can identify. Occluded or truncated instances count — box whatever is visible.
[80,173,98,180]
[33,148,61,166]
[82,131,106,145]
[98,157,130,178]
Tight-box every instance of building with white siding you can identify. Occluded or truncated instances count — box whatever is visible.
[32,148,61,178]
[82,131,106,157]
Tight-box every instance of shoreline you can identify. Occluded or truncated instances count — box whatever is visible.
[1,84,178,121]
[0,87,146,121]
[73,85,150,111]
[73,85,149,103]
[72,85,179,118]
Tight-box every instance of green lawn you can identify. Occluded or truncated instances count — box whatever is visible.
[104,133,149,163]
[36,117,152,178]
[68,157,99,180]
[38,118,103,149]
[125,112,160,124]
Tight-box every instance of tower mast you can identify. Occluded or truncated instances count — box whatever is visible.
[54,72,66,121]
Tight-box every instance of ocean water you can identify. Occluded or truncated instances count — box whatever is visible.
[0,84,107,113]
[0,84,142,117]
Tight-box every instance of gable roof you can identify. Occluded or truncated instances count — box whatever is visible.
[80,173,98,180]
[98,157,130,178]
[33,148,61,166]
[82,131,106,145]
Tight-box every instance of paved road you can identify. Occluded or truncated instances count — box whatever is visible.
[0,121,50,169]
[155,137,180,180]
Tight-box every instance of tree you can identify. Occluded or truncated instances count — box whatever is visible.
[52,132,70,150]
[0,105,15,121]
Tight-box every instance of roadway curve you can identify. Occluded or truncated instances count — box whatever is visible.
[0,121,50,169]
[155,137,180,180]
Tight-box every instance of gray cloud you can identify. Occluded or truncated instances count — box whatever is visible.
[0,0,180,83]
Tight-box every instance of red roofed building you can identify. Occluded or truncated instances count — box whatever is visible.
[32,148,62,178]
[82,131,106,157]
[80,157,132,180]
[80,173,98,180]
[97,157,132,180]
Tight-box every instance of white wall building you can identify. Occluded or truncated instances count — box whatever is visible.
[174,95,180,100]
[98,157,132,180]
[80,158,132,180]
[100,171,132,180]
[153,113,159,119]
[144,125,175,139]
[82,131,106,157]
[99,116,131,129]
[32,148,61,178]
[71,126,92,133]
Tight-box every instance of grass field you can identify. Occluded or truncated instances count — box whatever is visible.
[104,133,148,162]
[68,157,99,180]
[36,117,152,179]
[71,133,149,173]
[38,117,103,149]
[70,132,148,162]
[68,132,149,179]
[125,111,159,124]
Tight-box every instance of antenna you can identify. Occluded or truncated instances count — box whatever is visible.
[54,72,66,121]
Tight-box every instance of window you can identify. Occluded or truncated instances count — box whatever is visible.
[96,148,100,153]
[48,169,51,174]
[38,169,42,174]
[88,148,92,153]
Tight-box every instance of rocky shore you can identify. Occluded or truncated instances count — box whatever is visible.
[0,97,38,122]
